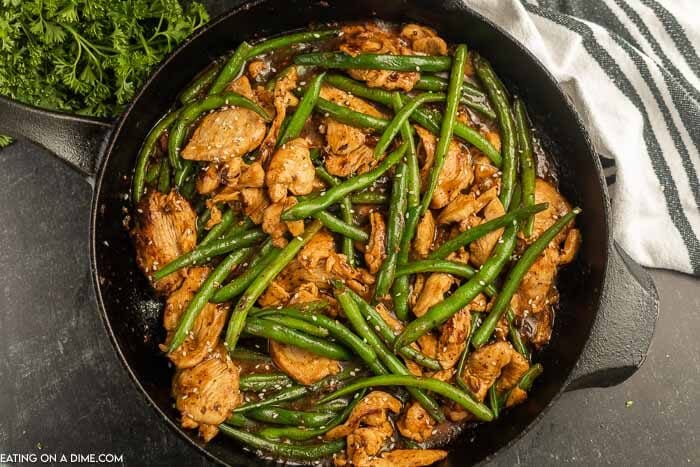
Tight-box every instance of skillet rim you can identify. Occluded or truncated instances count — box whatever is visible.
[89,1,611,464]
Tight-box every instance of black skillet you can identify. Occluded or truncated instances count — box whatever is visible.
[0,0,659,464]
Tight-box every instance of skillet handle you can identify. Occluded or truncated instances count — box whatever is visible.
[0,95,112,178]
[564,241,659,391]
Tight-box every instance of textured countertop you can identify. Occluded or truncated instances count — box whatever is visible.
[1,2,698,463]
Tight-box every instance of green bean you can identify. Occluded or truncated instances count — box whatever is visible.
[418,44,467,216]
[513,98,536,237]
[323,74,502,166]
[224,412,253,428]
[224,220,323,350]
[179,64,222,104]
[253,307,387,376]
[373,162,407,300]
[318,374,494,422]
[315,398,351,412]
[472,208,581,348]
[512,363,543,392]
[313,210,368,242]
[295,52,452,72]
[228,347,272,362]
[374,92,444,158]
[348,289,441,371]
[212,240,279,302]
[248,300,330,317]
[394,222,518,350]
[456,313,482,392]
[239,373,293,392]
[218,425,345,460]
[225,217,256,238]
[391,92,420,320]
[315,166,356,265]
[156,157,171,193]
[246,406,336,427]
[260,315,329,338]
[334,284,445,423]
[350,192,388,204]
[414,75,496,119]
[132,110,181,203]
[506,308,531,361]
[153,229,263,281]
[278,72,325,146]
[427,203,548,260]
[281,143,407,221]
[209,42,252,95]
[174,160,193,189]
[196,208,212,237]
[474,55,516,210]
[168,247,253,352]
[199,208,236,247]
[233,365,357,413]
[168,91,271,172]
[488,384,501,419]
[144,159,161,184]
[314,97,388,131]
[258,391,365,441]
[244,317,351,361]
[180,174,196,199]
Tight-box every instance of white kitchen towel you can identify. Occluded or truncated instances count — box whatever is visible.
[466,0,700,275]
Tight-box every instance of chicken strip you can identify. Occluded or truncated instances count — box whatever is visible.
[412,273,456,317]
[365,211,387,274]
[162,267,229,369]
[172,345,241,442]
[414,210,436,258]
[269,340,341,385]
[258,67,299,162]
[131,191,197,295]
[416,126,473,209]
[265,138,315,203]
[182,76,267,162]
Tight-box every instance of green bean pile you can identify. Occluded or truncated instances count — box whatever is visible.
[130,21,581,464]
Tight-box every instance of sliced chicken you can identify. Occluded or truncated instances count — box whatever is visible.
[437,186,498,225]
[196,164,221,195]
[340,23,420,91]
[525,178,575,242]
[365,211,387,274]
[260,230,374,306]
[416,126,473,209]
[131,191,197,295]
[437,307,471,370]
[182,76,267,162]
[461,341,529,402]
[262,197,305,247]
[472,154,501,193]
[414,210,436,258]
[326,391,401,466]
[469,197,506,266]
[397,401,436,442]
[239,187,270,224]
[412,273,456,317]
[172,346,241,441]
[326,391,402,440]
[258,67,299,162]
[325,144,376,177]
[266,137,315,202]
[371,449,448,467]
[161,267,230,369]
[269,340,341,385]
[400,24,448,56]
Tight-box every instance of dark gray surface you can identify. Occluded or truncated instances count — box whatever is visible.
[0,139,698,467]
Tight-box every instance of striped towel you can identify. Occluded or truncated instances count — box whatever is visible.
[467,0,700,275]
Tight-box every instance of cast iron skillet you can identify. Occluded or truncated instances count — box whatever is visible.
[0,0,659,464]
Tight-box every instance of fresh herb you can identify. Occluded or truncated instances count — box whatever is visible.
[0,0,209,147]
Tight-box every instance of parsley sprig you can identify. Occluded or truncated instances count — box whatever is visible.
[0,0,209,147]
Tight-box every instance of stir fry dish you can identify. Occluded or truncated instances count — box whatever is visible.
[129,21,582,465]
